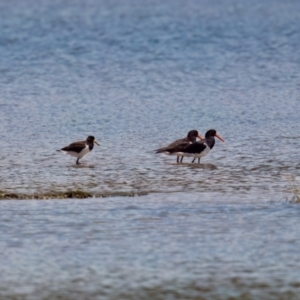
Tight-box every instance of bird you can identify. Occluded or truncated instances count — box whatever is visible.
[155,130,203,163]
[184,129,224,163]
[57,135,100,165]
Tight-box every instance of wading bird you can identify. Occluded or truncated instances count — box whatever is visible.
[155,130,203,163]
[186,129,224,163]
[57,135,99,165]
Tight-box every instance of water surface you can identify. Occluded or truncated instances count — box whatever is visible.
[0,0,299,196]
[1,194,300,299]
[0,0,300,298]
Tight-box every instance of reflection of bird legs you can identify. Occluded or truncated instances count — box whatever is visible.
[192,158,201,164]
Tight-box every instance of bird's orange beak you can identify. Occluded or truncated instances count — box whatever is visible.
[197,134,204,140]
[94,140,100,146]
[215,133,225,142]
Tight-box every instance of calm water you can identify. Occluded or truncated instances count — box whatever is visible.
[1,195,300,300]
[0,0,300,298]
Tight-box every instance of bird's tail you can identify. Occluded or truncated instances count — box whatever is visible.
[155,146,171,153]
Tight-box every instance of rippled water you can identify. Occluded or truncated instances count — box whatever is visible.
[1,195,300,300]
[1,0,300,298]
[0,0,299,196]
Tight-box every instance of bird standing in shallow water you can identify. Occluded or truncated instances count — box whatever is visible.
[57,135,100,165]
[155,130,203,163]
[185,129,224,163]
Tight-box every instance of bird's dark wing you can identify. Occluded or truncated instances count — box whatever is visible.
[155,138,191,153]
[60,141,86,153]
[182,141,207,153]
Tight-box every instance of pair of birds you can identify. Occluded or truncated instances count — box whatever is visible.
[155,129,224,163]
[57,129,224,165]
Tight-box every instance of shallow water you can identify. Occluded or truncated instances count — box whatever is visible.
[0,0,299,196]
[0,0,300,298]
[1,195,300,299]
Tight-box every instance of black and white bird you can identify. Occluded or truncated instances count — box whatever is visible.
[155,130,203,163]
[184,129,224,163]
[57,135,100,165]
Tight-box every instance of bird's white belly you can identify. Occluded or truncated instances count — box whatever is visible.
[189,147,210,158]
[166,144,211,158]
[165,152,183,156]
[62,146,90,158]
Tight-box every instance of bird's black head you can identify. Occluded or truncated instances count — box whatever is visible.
[205,129,216,138]
[86,136,95,142]
[86,136,100,145]
[205,129,224,142]
[187,130,198,138]
[187,130,203,141]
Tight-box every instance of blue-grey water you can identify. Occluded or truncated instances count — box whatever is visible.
[0,0,300,298]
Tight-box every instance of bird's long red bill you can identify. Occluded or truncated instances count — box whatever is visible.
[94,140,100,146]
[215,133,225,142]
[197,134,204,140]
